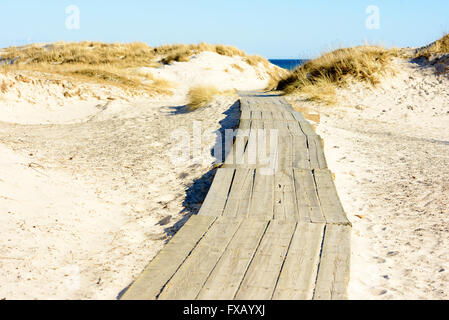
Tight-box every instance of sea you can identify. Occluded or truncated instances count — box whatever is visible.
[269,59,307,70]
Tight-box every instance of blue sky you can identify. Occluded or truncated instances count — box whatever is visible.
[1,0,448,58]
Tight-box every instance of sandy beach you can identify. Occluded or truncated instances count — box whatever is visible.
[0,49,278,299]
[1,40,448,300]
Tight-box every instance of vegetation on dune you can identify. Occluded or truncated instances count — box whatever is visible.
[187,85,221,110]
[187,85,236,111]
[416,34,449,57]
[0,41,277,93]
[277,46,398,104]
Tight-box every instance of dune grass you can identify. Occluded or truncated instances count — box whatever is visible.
[187,85,237,111]
[416,34,449,57]
[277,45,398,104]
[0,41,276,94]
[187,86,221,110]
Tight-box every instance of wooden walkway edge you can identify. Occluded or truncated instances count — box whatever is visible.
[121,96,352,300]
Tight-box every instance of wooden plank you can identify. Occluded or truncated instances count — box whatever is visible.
[282,111,296,121]
[306,135,327,169]
[307,135,323,169]
[244,120,261,167]
[292,111,307,122]
[158,217,243,300]
[293,169,326,223]
[314,224,351,300]
[271,109,285,120]
[292,135,310,169]
[222,169,254,218]
[234,220,297,300]
[249,169,274,220]
[274,170,297,221]
[273,222,325,300]
[299,121,317,137]
[286,121,304,137]
[275,135,293,170]
[261,110,273,120]
[313,169,350,225]
[241,106,251,120]
[273,120,290,137]
[121,215,217,300]
[198,168,235,216]
[239,119,251,130]
[196,219,269,300]
[252,111,263,120]
[240,99,250,111]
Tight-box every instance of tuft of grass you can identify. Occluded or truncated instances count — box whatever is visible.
[187,85,221,110]
[231,63,244,72]
[1,81,8,94]
[245,55,267,67]
[0,42,156,67]
[416,34,449,57]
[277,45,397,104]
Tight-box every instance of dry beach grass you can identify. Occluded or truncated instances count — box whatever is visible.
[0,42,276,93]
[277,45,398,104]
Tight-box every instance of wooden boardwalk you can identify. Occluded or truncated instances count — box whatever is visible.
[121,96,351,300]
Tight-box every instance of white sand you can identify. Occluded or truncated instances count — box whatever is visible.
[0,54,273,299]
[288,58,449,299]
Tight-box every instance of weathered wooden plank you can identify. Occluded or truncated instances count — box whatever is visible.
[273,222,325,300]
[249,169,274,220]
[282,111,296,121]
[292,135,310,169]
[274,170,297,221]
[251,110,263,120]
[158,217,243,300]
[198,168,235,216]
[293,169,326,223]
[292,111,307,122]
[314,224,351,300]
[239,119,251,130]
[313,169,350,225]
[275,135,293,170]
[261,110,273,120]
[244,120,262,167]
[271,110,285,120]
[241,106,251,120]
[234,220,297,300]
[308,135,327,169]
[286,121,305,137]
[197,219,269,300]
[222,169,254,218]
[299,120,317,137]
[240,99,250,111]
[272,120,291,137]
[121,215,217,300]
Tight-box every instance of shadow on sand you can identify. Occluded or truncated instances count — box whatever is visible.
[163,99,241,237]
[116,99,240,300]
